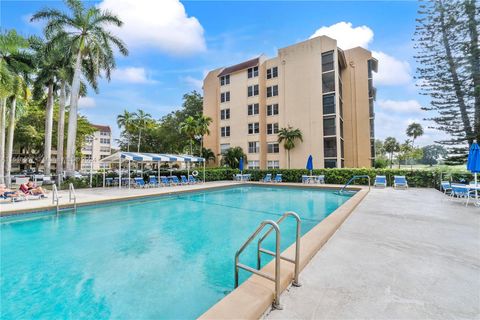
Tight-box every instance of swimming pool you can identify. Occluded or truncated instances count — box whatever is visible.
[1,185,353,319]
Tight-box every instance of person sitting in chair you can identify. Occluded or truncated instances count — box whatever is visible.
[0,184,20,199]
[20,180,47,197]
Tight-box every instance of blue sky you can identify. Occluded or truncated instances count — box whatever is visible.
[1,0,443,146]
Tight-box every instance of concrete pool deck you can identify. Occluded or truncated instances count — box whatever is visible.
[266,187,480,319]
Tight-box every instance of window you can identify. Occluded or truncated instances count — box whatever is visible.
[100,146,110,152]
[340,120,344,139]
[220,75,230,86]
[267,160,280,169]
[247,84,259,97]
[324,159,337,168]
[247,66,259,78]
[322,51,334,72]
[248,141,260,154]
[267,104,279,116]
[368,60,373,79]
[369,98,374,117]
[324,137,337,157]
[341,139,344,158]
[370,118,375,138]
[322,71,335,93]
[267,67,278,79]
[100,155,108,160]
[220,109,230,120]
[83,154,92,160]
[267,85,278,97]
[267,143,279,153]
[220,143,230,154]
[100,131,109,136]
[323,117,336,136]
[100,138,110,144]
[267,123,279,135]
[221,126,230,137]
[85,136,93,143]
[248,122,260,134]
[247,103,259,116]
[323,94,335,115]
[220,91,230,103]
[248,160,260,169]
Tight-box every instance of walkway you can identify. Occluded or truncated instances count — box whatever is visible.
[266,188,480,319]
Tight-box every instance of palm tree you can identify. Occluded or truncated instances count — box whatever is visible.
[384,136,400,168]
[31,36,66,176]
[180,116,199,155]
[406,122,424,148]
[196,114,212,151]
[0,30,32,183]
[117,110,135,152]
[32,0,128,176]
[277,126,303,169]
[221,147,246,169]
[133,109,152,152]
[201,147,215,164]
[0,30,33,185]
[406,122,424,168]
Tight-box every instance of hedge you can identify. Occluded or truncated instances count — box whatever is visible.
[61,167,473,189]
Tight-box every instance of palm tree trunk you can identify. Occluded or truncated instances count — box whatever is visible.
[5,96,17,187]
[137,129,141,152]
[0,97,6,184]
[127,133,130,152]
[43,83,54,176]
[65,50,83,176]
[56,81,66,181]
[287,150,290,169]
[389,152,393,168]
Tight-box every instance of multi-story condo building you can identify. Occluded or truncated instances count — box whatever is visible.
[80,124,112,171]
[203,35,377,169]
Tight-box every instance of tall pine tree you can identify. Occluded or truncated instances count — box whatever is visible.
[414,0,479,164]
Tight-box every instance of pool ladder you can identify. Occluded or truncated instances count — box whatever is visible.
[52,183,77,214]
[338,175,371,194]
[234,211,301,310]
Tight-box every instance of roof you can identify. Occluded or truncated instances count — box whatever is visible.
[217,57,260,77]
[99,152,205,163]
[92,124,111,132]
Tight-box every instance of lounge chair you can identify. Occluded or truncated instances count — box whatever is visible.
[180,175,189,184]
[263,174,272,183]
[302,175,309,184]
[450,184,472,206]
[160,176,170,186]
[440,181,452,195]
[274,174,283,183]
[169,176,180,185]
[393,176,408,189]
[18,184,43,200]
[374,175,387,188]
[188,175,197,184]
[105,177,114,187]
[315,175,325,184]
[148,176,159,187]
[133,177,147,188]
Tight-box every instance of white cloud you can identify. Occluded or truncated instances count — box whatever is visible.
[377,99,423,113]
[183,76,203,89]
[310,22,374,49]
[78,97,96,109]
[98,0,206,55]
[111,67,155,84]
[372,51,412,86]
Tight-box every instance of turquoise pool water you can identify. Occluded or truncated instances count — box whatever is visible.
[1,185,353,319]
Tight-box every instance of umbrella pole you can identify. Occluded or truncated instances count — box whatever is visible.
[158,161,160,186]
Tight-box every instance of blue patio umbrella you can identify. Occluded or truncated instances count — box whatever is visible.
[239,157,244,172]
[467,143,480,200]
[306,155,313,175]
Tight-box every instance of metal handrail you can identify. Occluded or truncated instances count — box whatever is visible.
[68,183,77,211]
[257,211,302,287]
[235,220,283,310]
[339,175,371,194]
[52,184,60,214]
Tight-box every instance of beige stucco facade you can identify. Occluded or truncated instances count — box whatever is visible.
[203,35,377,169]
